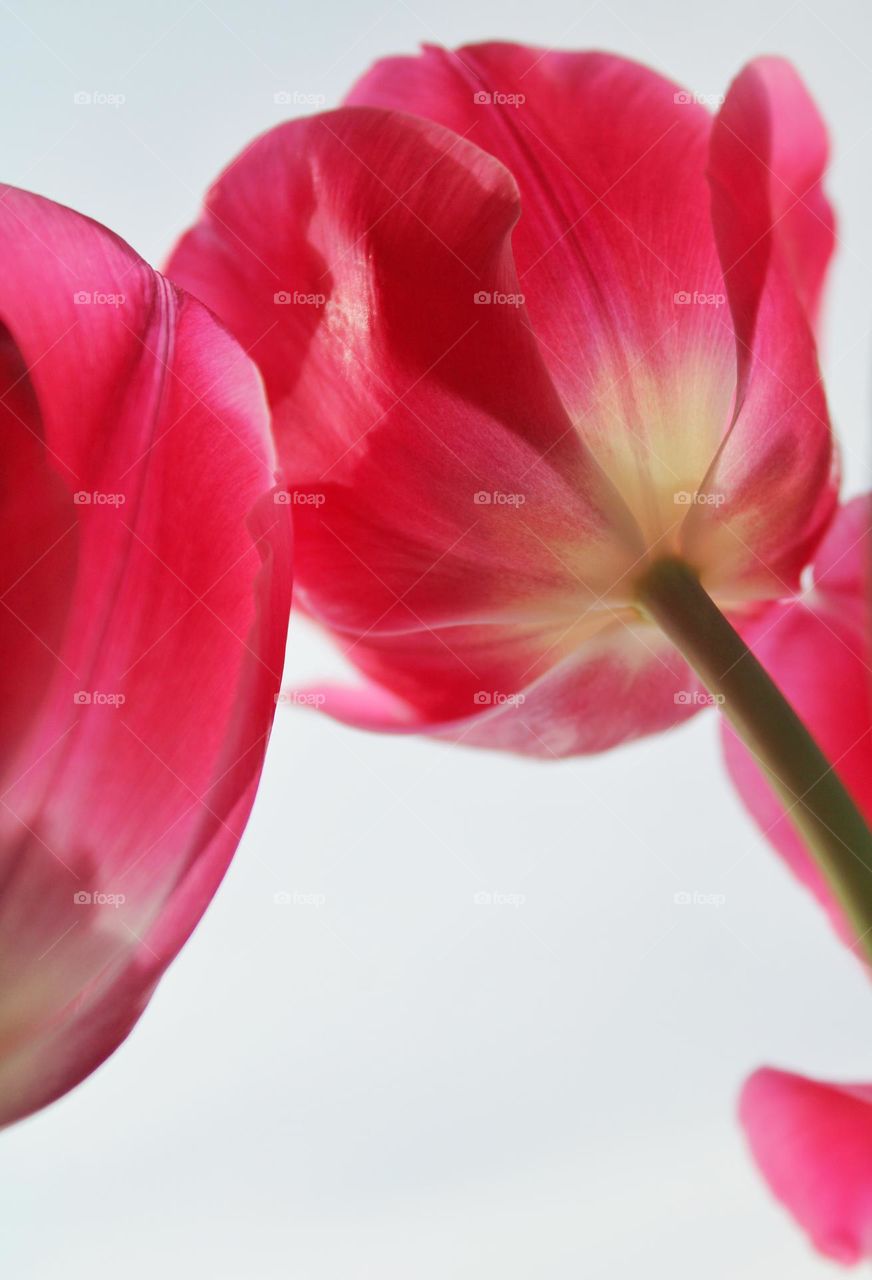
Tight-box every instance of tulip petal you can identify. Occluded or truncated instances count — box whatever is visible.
[0,187,292,1125]
[721,497,872,950]
[297,618,704,757]
[741,1067,872,1264]
[685,56,837,598]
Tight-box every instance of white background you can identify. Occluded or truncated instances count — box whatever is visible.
[3,0,872,1275]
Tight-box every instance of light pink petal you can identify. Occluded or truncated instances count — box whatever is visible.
[722,497,872,951]
[0,187,292,1125]
[741,1067,872,1264]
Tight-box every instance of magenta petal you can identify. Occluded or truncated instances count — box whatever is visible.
[742,1067,872,1264]
[0,187,292,1125]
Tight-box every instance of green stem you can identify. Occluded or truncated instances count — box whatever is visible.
[636,556,872,962]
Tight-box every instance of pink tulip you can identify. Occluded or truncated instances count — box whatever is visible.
[167,44,837,757]
[0,186,292,1126]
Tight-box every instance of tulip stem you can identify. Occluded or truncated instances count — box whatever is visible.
[636,556,872,963]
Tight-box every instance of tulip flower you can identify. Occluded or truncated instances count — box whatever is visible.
[168,43,837,755]
[168,44,872,945]
[0,185,292,1127]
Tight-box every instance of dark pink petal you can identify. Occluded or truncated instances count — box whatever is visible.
[741,1067,872,1264]
[722,497,872,950]
[0,187,292,1125]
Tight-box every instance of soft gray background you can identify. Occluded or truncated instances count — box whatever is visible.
[2,0,872,1275]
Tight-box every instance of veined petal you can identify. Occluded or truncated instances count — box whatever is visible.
[0,187,292,1125]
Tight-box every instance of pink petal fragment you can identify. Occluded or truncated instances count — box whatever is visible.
[741,1066,872,1264]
